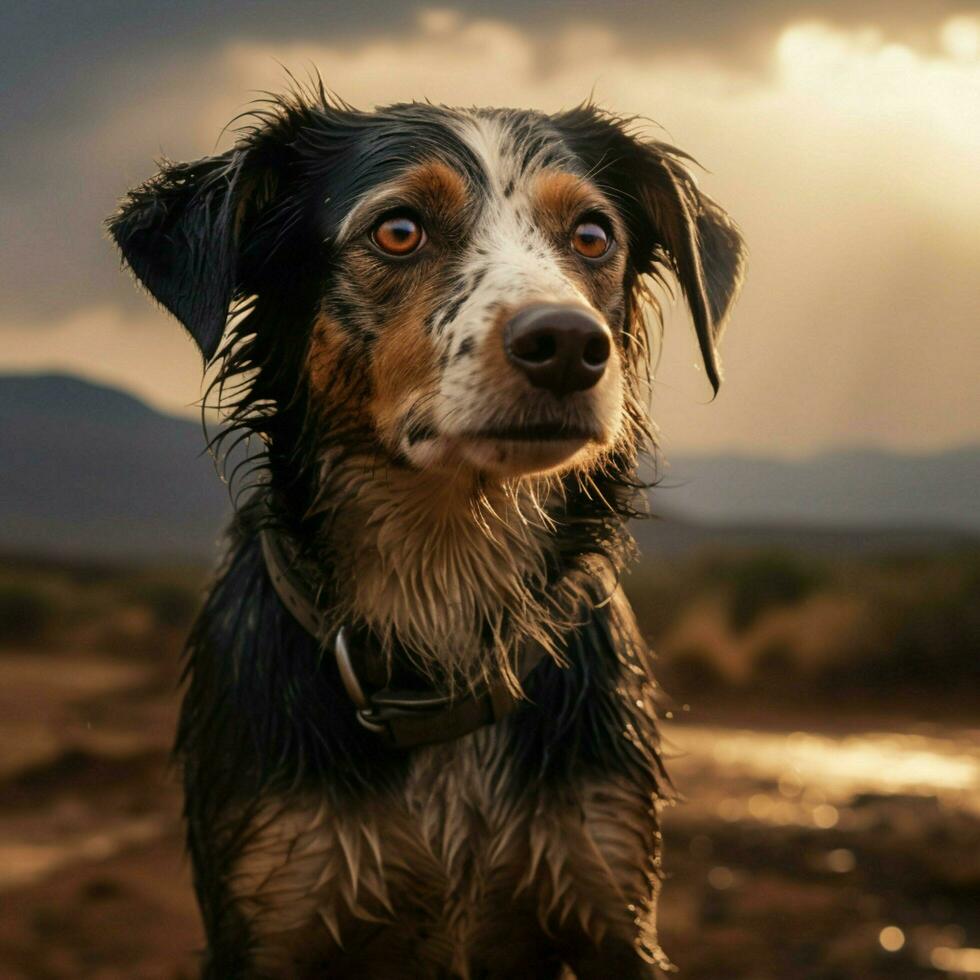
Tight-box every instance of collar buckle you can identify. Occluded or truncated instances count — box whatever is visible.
[333,625,370,711]
[333,626,390,734]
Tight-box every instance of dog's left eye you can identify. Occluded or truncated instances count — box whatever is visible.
[571,220,611,260]
[372,213,426,256]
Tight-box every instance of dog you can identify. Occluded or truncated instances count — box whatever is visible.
[108,85,744,979]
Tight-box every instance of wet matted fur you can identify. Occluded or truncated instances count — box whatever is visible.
[108,84,745,979]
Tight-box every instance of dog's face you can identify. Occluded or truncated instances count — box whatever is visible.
[313,112,632,478]
[110,99,744,485]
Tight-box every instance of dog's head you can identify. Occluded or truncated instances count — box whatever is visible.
[109,96,744,486]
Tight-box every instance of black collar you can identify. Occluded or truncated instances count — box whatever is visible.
[259,527,547,749]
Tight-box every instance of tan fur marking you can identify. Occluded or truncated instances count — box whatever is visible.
[531,171,603,233]
[307,314,347,395]
[400,159,469,216]
[338,158,471,245]
[530,170,628,307]
[368,295,440,449]
[305,313,375,437]
[530,170,624,247]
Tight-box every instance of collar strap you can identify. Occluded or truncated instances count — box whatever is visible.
[259,528,545,749]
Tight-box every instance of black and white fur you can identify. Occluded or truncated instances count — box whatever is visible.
[108,85,745,978]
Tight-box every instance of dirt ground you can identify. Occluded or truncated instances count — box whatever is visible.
[1,647,977,979]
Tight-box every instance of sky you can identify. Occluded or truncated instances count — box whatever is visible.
[3,1,978,457]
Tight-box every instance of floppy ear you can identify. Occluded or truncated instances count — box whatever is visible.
[554,108,746,392]
[107,149,253,360]
[632,143,746,392]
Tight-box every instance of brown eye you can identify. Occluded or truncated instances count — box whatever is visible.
[372,214,425,256]
[571,220,610,259]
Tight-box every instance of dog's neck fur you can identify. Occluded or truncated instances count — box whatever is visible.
[305,452,595,691]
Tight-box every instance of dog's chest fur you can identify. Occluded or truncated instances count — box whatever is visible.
[322,463,557,686]
[230,727,661,978]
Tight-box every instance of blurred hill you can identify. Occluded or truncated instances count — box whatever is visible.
[653,448,980,530]
[0,374,228,561]
[1,372,977,561]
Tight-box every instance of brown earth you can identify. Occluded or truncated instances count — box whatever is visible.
[0,642,977,979]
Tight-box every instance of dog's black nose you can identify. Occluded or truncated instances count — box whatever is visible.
[504,304,611,396]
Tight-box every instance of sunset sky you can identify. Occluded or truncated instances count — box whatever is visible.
[3,1,978,457]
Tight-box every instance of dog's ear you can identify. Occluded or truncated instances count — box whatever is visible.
[107,149,260,361]
[628,143,746,392]
[555,109,746,392]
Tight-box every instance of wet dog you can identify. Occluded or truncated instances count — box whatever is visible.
[109,85,745,978]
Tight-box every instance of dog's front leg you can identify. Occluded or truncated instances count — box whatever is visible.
[525,777,665,979]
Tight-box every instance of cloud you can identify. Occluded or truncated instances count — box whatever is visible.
[1,305,203,416]
[3,8,978,454]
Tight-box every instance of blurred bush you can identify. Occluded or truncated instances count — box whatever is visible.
[662,645,727,695]
[125,581,202,630]
[711,553,825,633]
[2,545,976,709]
[626,546,980,707]
[0,581,61,646]
[0,559,206,654]
[819,551,980,693]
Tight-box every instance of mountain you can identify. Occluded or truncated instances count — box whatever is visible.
[0,374,230,560]
[1,373,977,561]
[650,449,980,531]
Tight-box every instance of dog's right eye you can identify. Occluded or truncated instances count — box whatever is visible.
[372,213,426,256]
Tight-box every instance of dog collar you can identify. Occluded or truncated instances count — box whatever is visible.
[259,527,546,749]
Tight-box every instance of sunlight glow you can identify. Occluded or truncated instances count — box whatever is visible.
[774,17,980,154]
[931,946,980,974]
[669,726,980,811]
[942,16,980,61]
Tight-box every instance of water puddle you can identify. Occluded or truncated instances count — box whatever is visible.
[662,723,980,826]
